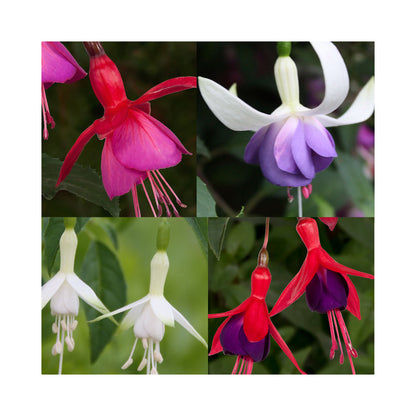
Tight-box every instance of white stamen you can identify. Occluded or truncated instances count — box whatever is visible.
[121,358,133,370]
[137,357,147,371]
[151,367,158,375]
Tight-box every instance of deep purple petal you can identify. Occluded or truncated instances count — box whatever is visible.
[111,109,188,172]
[244,124,270,165]
[305,268,349,313]
[239,327,270,362]
[291,122,315,179]
[311,153,334,173]
[42,42,87,87]
[258,121,311,187]
[220,314,246,357]
[101,136,146,199]
[304,117,337,158]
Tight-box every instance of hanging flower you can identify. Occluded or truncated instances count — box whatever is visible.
[41,222,115,374]
[56,42,195,217]
[209,219,305,374]
[270,217,374,373]
[42,42,87,140]
[199,42,374,189]
[91,220,207,374]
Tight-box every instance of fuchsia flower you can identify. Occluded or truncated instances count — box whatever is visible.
[209,220,305,374]
[42,42,87,139]
[56,42,195,217]
[270,217,374,374]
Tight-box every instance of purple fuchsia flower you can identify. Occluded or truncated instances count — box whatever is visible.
[199,42,374,190]
[56,42,195,217]
[270,217,374,374]
[42,42,87,139]
[209,219,305,374]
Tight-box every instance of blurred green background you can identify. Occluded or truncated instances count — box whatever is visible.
[208,217,374,374]
[42,217,207,374]
[197,42,374,217]
[42,42,196,217]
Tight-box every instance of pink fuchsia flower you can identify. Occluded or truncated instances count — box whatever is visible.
[209,220,305,374]
[56,42,195,217]
[199,42,374,189]
[41,42,87,140]
[270,217,374,374]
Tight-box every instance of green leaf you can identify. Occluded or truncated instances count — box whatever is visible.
[185,218,208,257]
[225,221,255,261]
[80,241,127,363]
[197,136,210,158]
[42,153,120,217]
[335,152,374,216]
[208,218,230,260]
[43,217,65,275]
[196,176,217,217]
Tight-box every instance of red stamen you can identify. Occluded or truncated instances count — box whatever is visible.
[41,85,55,139]
[335,309,357,374]
[331,309,344,364]
[232,356,241,374]
[327,310,338,360]
[155,170,187,208]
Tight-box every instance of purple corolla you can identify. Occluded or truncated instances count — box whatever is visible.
[199,42,374,187]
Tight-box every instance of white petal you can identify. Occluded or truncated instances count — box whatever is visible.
[316,77,375,127]
[41,272,65,309]
[150,296,175,327]
[89,295,150,323]
[119,301,147,331]
[198,76,277,131]
[171,305,208,348]
[297,42,350,117]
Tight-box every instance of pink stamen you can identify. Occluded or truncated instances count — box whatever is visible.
[301,184,313,199]
[150,171,175,217]
[131,185,141,217]
[330,309,344,364]
[141,177,157,217]
[287,187,294,203]
[41,85,55,140]
[155,170,187,208]
[147,173,164,216]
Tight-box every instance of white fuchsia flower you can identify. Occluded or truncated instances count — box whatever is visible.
[199,42,374,188]
[92,222,207,374]
[41,225,114,373]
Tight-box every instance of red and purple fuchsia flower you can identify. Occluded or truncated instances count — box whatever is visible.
[270,217,374,374]
[56,42,196,217]
[209,219,305,374]
[42,42,87,140]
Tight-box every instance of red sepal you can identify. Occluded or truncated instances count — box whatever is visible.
[56,123,96,186]
[133,76,197,104]
[319,217,338,231]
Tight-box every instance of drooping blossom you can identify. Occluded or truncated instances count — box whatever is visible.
[41,221,115,374]
[56,42,196,217]
[209,219,305,374]
[199,42,374,191]
[91,220,207,374]
[270,217,374,373]
[41,42,87,139]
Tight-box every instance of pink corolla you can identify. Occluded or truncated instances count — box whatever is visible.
[56,42,195,217]
[42,42,87,139]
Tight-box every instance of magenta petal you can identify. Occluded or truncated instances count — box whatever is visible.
[101,137,146,199]
[42,42,87,87]
[304,117,337,158]
[111,109,188,172]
